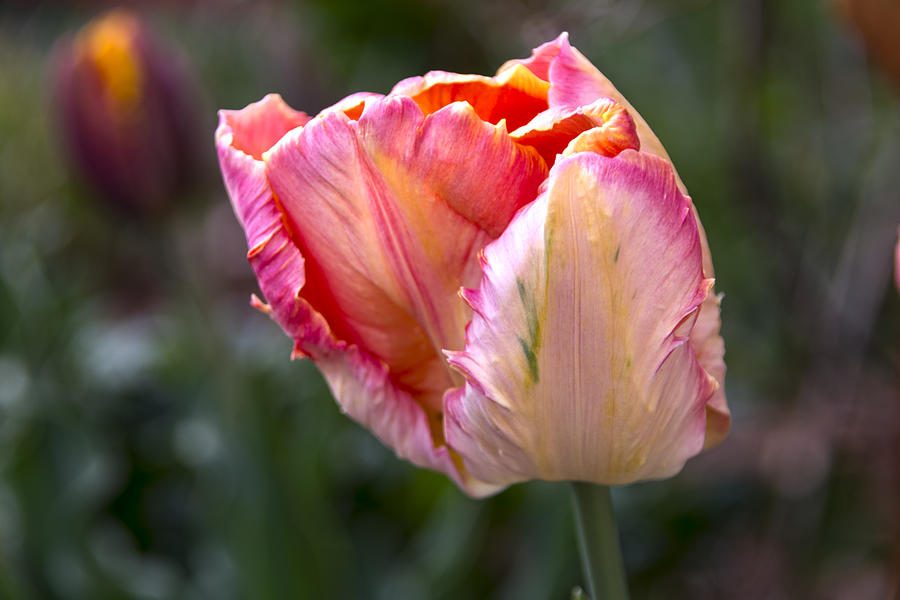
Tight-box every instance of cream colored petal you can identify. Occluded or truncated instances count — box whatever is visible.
[507,34,729,438]
[445,150,717,486]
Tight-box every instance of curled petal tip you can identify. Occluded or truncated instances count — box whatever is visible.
[250,294,271,314]
[218,94,309,161]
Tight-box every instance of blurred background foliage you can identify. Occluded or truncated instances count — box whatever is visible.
[0,0,899,598]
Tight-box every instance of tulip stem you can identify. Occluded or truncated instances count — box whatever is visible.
[571,483,629,600]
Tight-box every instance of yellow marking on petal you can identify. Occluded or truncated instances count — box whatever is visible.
[493,62,551,100]
[77,10,143,112]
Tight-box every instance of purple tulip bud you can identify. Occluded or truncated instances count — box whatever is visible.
[51,9,201,216]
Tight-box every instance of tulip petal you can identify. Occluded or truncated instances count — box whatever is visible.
[322,91,385,121]
[445,150,718,486]
[692,290,730,449]
[532,34,723,276]
[265,96,546,403]
[217,95,502,497]
[220,93,309,161]
[510,98,640,165]
[500,33,673,165]
[261,95,545,492]
[390,63,549,131]
[506,34,729,441]
[310,334,503,497]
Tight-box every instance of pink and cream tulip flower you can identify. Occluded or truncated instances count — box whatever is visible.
[216,34,730,497]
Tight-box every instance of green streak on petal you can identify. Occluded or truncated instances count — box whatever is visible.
[516,277,527,302]
[613,243,620,263]
[516,277,543,383]
[518,336,540,383]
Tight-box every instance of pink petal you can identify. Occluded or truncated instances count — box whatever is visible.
[255,293,500,497]
[445,150,718,486]
[264,97,546,391]
[219,93,309,161]
[216,95,500,497]
[497,33,567,81]
[261,96,545,482]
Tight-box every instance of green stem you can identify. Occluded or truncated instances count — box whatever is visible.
[571,483,630,600]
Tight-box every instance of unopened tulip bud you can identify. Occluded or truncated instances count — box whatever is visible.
[51,10,201,215]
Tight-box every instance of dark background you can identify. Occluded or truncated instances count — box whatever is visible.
[0,0,898,598]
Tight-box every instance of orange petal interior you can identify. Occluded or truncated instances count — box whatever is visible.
[396,63,550,131]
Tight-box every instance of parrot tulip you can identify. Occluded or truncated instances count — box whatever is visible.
[216,34,729,497]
